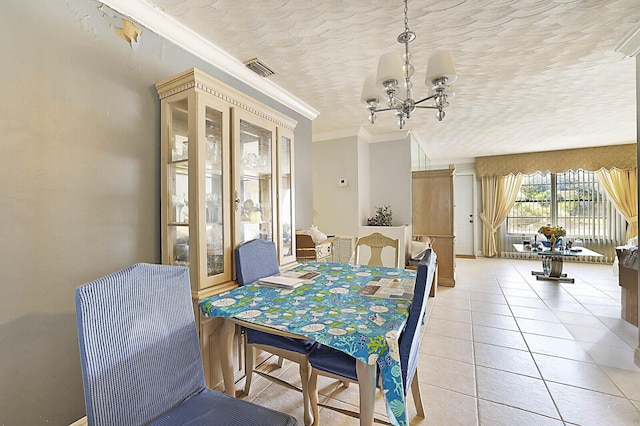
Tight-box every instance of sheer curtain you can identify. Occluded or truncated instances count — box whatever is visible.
[596,168,638,240]
[480,174,524,257]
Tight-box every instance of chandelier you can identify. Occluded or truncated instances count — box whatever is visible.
[361,0,457,129]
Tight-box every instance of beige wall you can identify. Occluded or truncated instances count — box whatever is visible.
[0,1,312,424]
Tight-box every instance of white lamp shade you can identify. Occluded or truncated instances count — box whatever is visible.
[361,74,380,104]
[425,51,457,85]
[376,52,404,87]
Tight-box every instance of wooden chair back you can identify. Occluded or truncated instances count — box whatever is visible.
[355,232,399,267]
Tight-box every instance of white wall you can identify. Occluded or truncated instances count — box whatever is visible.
[313,132,411,237]
[358,137,371,227]
[369,136,412,225]
[312,136,362,235]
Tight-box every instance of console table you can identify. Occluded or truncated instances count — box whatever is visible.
[513,244,603,283]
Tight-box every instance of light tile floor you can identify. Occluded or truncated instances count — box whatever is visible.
[238,257,640,425]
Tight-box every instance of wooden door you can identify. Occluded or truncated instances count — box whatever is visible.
[412,167,455,286]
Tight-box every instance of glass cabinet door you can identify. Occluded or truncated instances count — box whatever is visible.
[167,96,190,268]
[204,105,225,277]
[234,113,276,245]
[277,129,296,264]
[159,68,295,291]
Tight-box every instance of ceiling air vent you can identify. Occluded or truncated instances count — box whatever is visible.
[244,58,276,78]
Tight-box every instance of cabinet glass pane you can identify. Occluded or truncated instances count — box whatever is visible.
[170,168,189,223]
[171,225,190,267]
[205,106,224,277]
[170,98,189,162]
[280,135,293,257]
[239,119,272,244]
[168,97,190,268]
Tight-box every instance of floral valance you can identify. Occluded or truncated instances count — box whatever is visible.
[475,143,637,177]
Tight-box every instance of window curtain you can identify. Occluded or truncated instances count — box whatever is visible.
[480,174,524,257]
[596,168,638,239]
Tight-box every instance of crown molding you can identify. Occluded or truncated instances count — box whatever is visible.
[616,23,640,58]
[100,0,319,120]
[312,127,360,142]
[313,126,413,143]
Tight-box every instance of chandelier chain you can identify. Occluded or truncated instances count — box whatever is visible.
[403,0,409,33]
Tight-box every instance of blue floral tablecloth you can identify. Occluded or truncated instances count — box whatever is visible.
[200,262,417,426]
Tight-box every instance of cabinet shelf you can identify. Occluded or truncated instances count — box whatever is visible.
[169,159,189,165]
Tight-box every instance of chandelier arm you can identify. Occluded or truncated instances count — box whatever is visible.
[414,94,438,105]
[372,107,397,113]
[390,93,406,106]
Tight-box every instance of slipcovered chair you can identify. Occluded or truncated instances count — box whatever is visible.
[235,239,316,425]
[354,232,399,267]
[75,262,298,426]
[307,249,437,424]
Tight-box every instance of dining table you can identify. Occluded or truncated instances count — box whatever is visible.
[200,261,418,426]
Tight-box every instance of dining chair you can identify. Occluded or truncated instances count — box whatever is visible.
[354,232,400,267]
[235,239,316,425]
[307,249,437,425]
[75,262,298,426]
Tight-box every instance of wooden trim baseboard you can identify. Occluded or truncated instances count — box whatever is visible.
[455,254,476,259]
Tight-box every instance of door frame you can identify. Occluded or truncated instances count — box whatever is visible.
[454,171,477,258]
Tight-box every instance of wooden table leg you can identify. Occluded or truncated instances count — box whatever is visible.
[218,319,236,397]
[355,360,375,426]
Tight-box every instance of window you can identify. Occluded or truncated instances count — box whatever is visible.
[507,170,624,239]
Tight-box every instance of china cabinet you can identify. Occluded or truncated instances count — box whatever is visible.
[156,68,297,387]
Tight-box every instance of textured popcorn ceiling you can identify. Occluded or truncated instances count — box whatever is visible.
[144,0,640,163]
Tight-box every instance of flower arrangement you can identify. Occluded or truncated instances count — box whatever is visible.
[538,225,566,239]
[538,225,566,250]
[367,205,393,226]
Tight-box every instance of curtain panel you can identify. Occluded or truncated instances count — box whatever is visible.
[475,143,637,177]
[596,168,638,239]
[480,174,524,257]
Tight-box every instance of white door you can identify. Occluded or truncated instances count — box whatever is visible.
[454,173,475,257]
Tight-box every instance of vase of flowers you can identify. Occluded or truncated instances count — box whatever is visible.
[538,225,566,252]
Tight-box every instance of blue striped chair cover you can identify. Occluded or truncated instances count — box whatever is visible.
[75,262,298,426]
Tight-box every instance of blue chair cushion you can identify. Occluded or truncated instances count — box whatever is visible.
[308,343,361,382]
[248,329,317,354]
[148,388,298,426]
